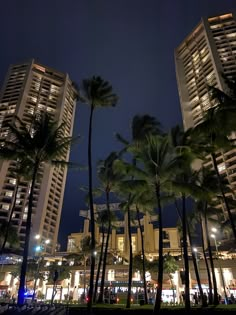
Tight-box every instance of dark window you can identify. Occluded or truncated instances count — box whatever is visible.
[163,231,169,240]
[163,242,171,248]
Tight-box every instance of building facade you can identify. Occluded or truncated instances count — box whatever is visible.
[175,12,236,226]
[0,60,78,254]
[67,203,181,259]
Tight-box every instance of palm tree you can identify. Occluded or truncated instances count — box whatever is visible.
[112,161,144,308]
[80,236,93,299]
[190,168,223,305]
[132,191,156,304]
[116,114,161,306]
[125,134,178,313]
[47,261,71,304]
[93,210,107,303]
[79,76,118,311]
[186,213,204,305]
[169,125,197,311]
[163,253,179,304]
[121,200,133,309]
[95,152,122,303]
[196,201,214,305]
[0,113,75,305]
[66,236,92,301]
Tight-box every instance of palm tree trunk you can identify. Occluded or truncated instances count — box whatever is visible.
[200,212,213,305]
[136,205,148,304]
[169,276,175,304]
[187,220,204,304]
[0,179,19,255]
[17,164,38,306]
[83,256,86,297]
[126,206,133,309]
[93,224,105,303]
[181,194,191,311]
[32,257,42,302]
[153,185,163,314]
[211,152,236,241]
[175,199,203,304]
[98,191,111,303]
[204,208,219,305]
[87,106,96,312]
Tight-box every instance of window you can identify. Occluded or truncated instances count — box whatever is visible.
[2,204,10,210]
[107,269,115,281]
[132,236,136,252]
[117,237,124,252]
[163,242,171,248]
[163,231,169,240]
[5,191,13,197]
[218,163,226,173]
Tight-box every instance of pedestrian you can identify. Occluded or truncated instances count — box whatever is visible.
[202,292,208,307]
[230,293,235,304]
[193,292,198,305]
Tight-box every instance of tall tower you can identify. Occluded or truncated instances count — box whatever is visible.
[0,60,78,254]
[175,13,236,228]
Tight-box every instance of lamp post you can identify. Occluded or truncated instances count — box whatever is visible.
[210,232,228,304]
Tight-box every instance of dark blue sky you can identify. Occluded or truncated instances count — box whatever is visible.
[0,1,235,249]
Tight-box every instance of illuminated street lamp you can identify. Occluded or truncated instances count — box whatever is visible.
[35,245,42,252]
[211,233,228,304]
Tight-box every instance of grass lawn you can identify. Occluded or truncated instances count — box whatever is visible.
[68,303,236,314]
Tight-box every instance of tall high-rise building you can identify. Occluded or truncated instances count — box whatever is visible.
[0,60,78,254]
[175,13,236,227]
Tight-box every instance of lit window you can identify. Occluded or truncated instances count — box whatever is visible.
[132,236,136,252]
[34,65,45,73]
[210,24,223,29]
[108,269,115,281]
[9,179,16,185]
[5,191,13,197]
[218,163,226,173]
[202,54,209,63]
[226,33,236,38]
[117,237,124,252]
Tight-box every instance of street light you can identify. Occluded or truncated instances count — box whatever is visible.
[211,233,228,304]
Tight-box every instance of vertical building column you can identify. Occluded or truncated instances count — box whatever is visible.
[144,213,154,253]
[111,228,116,250]
[70,271,75,288]
[137,227,142,253]
[144,213,150,252]
[83,219,89,236]
[95,223,100,245]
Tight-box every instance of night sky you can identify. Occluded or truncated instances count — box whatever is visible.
[0,1,235,250]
